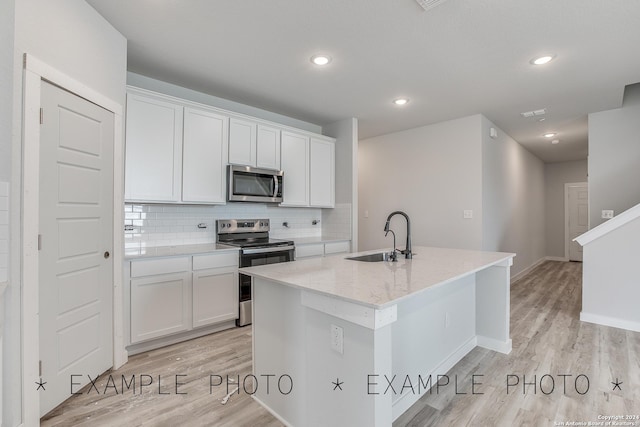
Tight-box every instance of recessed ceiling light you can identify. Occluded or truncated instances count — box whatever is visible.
[530,55,556,65]
[544,132,557,138]
[551,139,560,145]
[393,98,409,106]
[311,55,331,66]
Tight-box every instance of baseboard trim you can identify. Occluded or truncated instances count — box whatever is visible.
[511,257,546,284]
[580,312,640,333]
[391,336,478,420]
[476,336,512,354]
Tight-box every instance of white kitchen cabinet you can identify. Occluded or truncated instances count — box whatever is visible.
[192,266,238,328]
[280,131,310,207]
[130,271,190,344]
[324,241,350,255]
[256,124,281,170]
[228,117,256,166]
[125,92,183,202]
[182,108,228,203]
[229,119,281,170]
[295,243,325,259]
[310,138,335,208]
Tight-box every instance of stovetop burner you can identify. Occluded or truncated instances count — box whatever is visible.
[216,219,294,249]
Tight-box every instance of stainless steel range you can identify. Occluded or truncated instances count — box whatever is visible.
[217,219,295,326]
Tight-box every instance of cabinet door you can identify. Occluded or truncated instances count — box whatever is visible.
[183,107,229,203]
[228,117,256,166]
[130,272,190,343]
[280,131,310,206]
[192,267,238,328]
[125,93,183,202]
[256,125,281,170]
[295,243,325,259]
[310,138,335,207]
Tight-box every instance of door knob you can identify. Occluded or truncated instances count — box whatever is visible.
[104,251,110,259]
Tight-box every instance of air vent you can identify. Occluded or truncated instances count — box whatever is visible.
[415,0,450,11]
[520,108,546,118]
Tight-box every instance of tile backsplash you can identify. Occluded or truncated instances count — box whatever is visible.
[124,203,329,248]
[0,182,8,282]
[322,203,352,240]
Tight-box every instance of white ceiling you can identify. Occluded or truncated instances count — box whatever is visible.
[86,0,640,163]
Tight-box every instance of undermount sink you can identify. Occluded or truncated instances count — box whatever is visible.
[346,252,394,262]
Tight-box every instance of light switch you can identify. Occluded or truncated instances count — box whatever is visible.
[463,210,473,219]
[364,210,369,218]
[601,210,614,219]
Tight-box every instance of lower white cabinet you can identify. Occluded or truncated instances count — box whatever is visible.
[130,272,190,343]
[127,251,239,348]
[192,266,238,328]
[295,241,351,259]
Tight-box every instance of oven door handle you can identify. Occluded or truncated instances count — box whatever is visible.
[242,245,295,255]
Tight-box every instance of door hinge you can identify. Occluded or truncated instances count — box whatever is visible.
[39,108,43,124]
[38,234,42,250]
[39,360,42,376]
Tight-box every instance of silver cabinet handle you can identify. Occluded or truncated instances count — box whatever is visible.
[242,245,295,255]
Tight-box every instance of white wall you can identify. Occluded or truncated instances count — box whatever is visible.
[359,115,483,252]
[323,118,359,248]
[0,0,14,183]
[588,83,640,227]
[6,1,126,425]
[544,160,588,258]
[127,72,322,134]
[581,215,640,332]
[481,116,546,277]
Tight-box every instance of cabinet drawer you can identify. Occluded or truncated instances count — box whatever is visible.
[193,252,238,270]
[324,241,351,255]
[295,244,324,259]
[130,256,190,278]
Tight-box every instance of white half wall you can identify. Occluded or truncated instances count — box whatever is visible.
[588,83,640,228]
[581,215,640,332]
[358,115,483,252]
[7,1,127,425]
[480,116,546,277]
[544,160,588,258]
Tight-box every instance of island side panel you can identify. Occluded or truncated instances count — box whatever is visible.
[252,278,307,426]
[475,262,512,354]
[390,274,477,419]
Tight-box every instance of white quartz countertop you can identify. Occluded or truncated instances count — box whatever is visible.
[293,236,351,245]
[125,243,238,260]
[241,246,515,309]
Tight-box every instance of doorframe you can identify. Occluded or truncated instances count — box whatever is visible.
[21,53,126,424]
[564,182,588,261]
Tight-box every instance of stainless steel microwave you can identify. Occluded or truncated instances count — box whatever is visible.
[228,165,284,203]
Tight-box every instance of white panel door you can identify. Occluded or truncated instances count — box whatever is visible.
[568,184,589,261]
[309,138,335,207]
[182,107,229,203]
[228,117,256,166]
[192,267,238,328]
[256,124,281,170]
[39,81,114,415]
[125,92,183,202]
[280,131,310,207]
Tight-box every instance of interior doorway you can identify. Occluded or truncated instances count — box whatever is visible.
[565,182,588,261]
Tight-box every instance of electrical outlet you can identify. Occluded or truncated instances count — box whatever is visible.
[463,210,473,219]
[445,312,450,328]
[601,210,614,219]
[331,324,343,354]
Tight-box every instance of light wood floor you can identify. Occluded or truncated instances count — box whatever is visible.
[42,261,640,426]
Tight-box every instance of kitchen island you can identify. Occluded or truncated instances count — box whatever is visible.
[241,246,515,426]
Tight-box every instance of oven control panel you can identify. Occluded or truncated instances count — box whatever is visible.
[217,219,270,233]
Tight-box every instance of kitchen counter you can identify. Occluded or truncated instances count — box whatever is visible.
[242,246,513,309]
[242,246,515,426]
[124,243,238,259]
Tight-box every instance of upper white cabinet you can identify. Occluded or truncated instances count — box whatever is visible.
[280,131,310,207]
[229,119,281,170]
[228,117,256,167]
[125,88,228,204]
[182,108,228,203]
[125,92,183,202]
[256,124,281,170]
[310,138,335,208]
